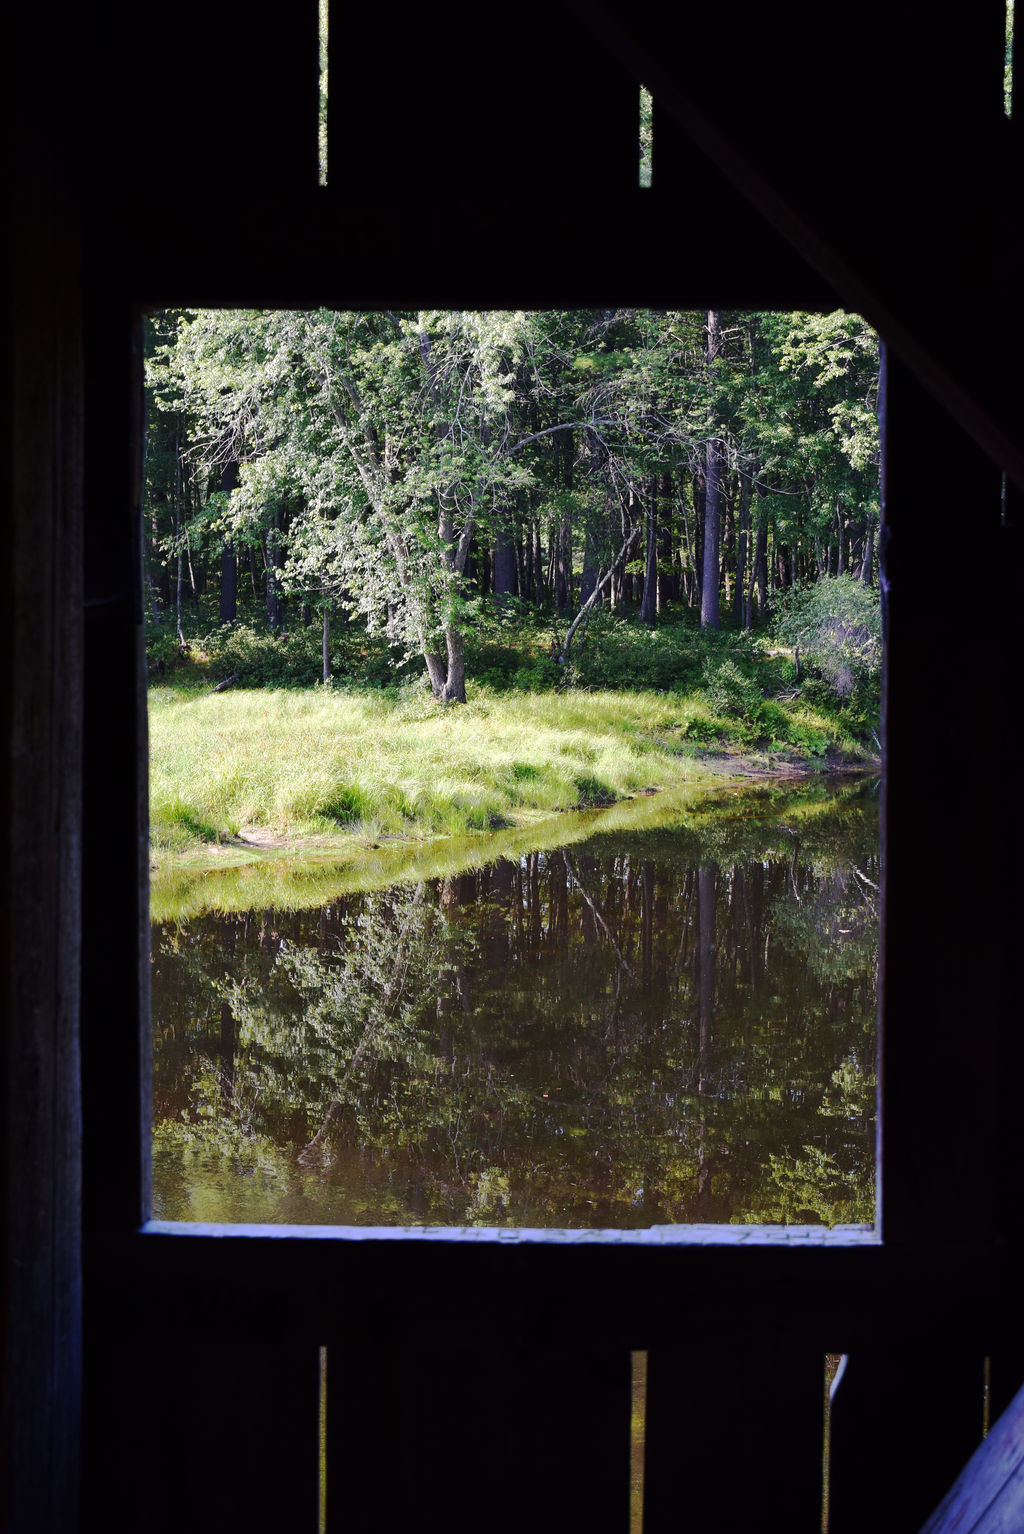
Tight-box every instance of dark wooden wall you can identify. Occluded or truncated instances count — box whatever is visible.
[2,2,1019,1530]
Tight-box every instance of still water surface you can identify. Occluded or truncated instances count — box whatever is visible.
[152,776,878,1228]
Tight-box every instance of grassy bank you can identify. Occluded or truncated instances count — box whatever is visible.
[151,772,870,922]
[149,678,876,864]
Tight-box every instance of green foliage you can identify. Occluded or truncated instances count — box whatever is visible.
[142,306,881,704]
[563,615,704,692]
[639,85,653,187]
[771,574,881,700]
[700,657,765,724]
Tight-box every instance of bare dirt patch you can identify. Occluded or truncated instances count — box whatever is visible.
[235,828,292,849]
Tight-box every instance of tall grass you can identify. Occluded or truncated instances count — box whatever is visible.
[149,672,874,860]
[149,685,718,854]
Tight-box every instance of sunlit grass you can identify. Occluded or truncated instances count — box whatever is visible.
[149,676,876,873]
[148,684,723,856]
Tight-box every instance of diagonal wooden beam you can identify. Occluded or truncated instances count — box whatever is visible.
[919,1380,1024,1533]
[566,0,1024,491]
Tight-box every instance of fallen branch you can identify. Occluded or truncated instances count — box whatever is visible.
[210,673,241,693]
[557,522,642,665]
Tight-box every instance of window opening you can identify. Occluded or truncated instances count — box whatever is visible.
[143,307,881,1236]
[1006,0,1015,118]
[318,1344,328,1532]
[639,86,652,187]
[631,1349,647,1532]
[318,0,328,183]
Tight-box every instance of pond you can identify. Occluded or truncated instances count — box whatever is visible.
[151,775,879,1228]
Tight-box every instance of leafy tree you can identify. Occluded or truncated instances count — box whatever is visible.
[144,307,882,694]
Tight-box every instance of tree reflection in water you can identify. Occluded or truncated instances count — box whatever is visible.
[151,778,878,1227]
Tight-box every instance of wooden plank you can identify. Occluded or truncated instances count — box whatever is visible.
[879,357,1008,1251]
[81,2,318,191]
[829,1348,984,1534]
[112,193,837,312]
[1,18,84,1522]
[988,1349,1024,1430]
[80,300,151,1236]
[92,1223,1004,1360]
[642,1344,824,1532]
[327,0,636,197]
[324,1339,630,1534]
[920,1383,1024,1534]
[81,1332,319,1531]
[569,0,1024,493]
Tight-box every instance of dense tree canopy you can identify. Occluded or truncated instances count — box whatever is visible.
[144,307,880,699]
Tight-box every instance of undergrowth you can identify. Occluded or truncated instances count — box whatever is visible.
[148,597,879,855]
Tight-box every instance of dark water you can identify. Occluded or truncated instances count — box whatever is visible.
[151,777,878,1228]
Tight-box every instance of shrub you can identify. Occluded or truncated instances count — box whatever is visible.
[564,615,704,693]
[700,657,765,722]
[771,575,881,699]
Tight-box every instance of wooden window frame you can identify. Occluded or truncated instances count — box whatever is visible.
[81,235,1008,1309]
[71,7,1017,1525]
[6,2,1016,1527]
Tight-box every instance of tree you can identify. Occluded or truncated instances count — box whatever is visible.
[144,306,882,680]
[701,310,724,630]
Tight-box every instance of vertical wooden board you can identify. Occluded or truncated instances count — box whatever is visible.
[879,357,1006,1251]
[829,1348,984,1534]
[649,100,829,300]
[81,0,318,193]
[325,1338,631,1534]
[82,1328,319,1533]
[642,1344,824,1533]
[2,77,84,1528]
[988,1348,1024,1429]
[328,0,636,196]
[80,300,150,1237]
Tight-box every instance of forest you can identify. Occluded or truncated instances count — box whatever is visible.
[145,313,883,1228]
[144,308,882,857]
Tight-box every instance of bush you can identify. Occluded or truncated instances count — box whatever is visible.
[564,615,705,692]
[771,575,881,699]
[700,657,765,721]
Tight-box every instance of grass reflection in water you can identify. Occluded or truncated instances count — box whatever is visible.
[151,776,878,1228]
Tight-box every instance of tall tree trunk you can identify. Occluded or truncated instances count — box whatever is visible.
[700,311,724,630]
[658,471,674,610]
[553,429,573,612]
[861,523,874,585]
[266,509,284,631]
[322,605,331,684]
[753,493,768,620]
[174,427,185,646]
[835,502,846,575]
[531,511,544,605]
[691,463,706,609]
[218,459,238,623]
[579,529,600,606]
[733,464,751,626]
[493,507,517,606]
[721,473,736,612]
[423,626,466,702]
[556,511,572,611]
[701,441,722,628]
[639,479,658,625]
[579,429,606,606]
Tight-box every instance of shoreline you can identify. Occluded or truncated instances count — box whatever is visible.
[150,749,878,882]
